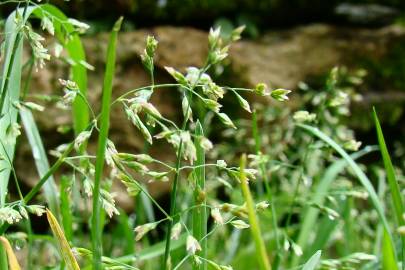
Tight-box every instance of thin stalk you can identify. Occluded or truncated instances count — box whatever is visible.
[240,154,271,270]
[192,121,207,270]
[162,64,210,270]
[252,110,281,269]
[163,132,185,269]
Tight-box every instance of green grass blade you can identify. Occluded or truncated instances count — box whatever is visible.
[192,121,207,270]
[33,4,89,135]
[297,123,398,270]
[116,210,135,255]
[240,154,272,270]
[373,108,405,225]
[20,107,60,219]
[0,8,28,207]
[383,229,398,270]
[302,250,321,270]
[60,175,73,241]
[373,108,405,268]
[91,17,123,270]
[294,146,377,265]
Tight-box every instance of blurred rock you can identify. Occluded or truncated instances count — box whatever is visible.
[335,3,399,26]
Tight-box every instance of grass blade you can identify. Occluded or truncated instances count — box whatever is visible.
[60,175,73,241]
[302,250,321,270]
[0,236,21,270]
[297,123,398,270]
[0,7,26,208]
[373,108,405,268]
[192,121,207,270]
[91,17,123,270]
[294,146,377,264]
[240,154,271,270]
[20,107,60,219]
[373,108,405,225]
[46,209,80,270]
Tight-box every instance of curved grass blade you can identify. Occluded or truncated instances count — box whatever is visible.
[0,236,21,270]
[293,146,377,265]
[240,154,272,270]
[297,123,398,270]
[20,107,60,219]
[302,250,321,270]
[91,17,123,270]
[46,209,80,270]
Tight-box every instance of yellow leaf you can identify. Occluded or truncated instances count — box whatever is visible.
[0,236,21,270]
[46,209,80,270]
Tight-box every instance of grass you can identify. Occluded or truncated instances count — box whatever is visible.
[297,123,399,269]
[91,16,123,270]
[239,154,271,270]
[192,121,207,270]
[373,108,405,269]
[0,2,404,270]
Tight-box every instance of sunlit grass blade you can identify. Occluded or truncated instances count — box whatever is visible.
[297,123,398,269]
[240,154,271,270]
[373,108,405,268]
[294,146,377,265]
[302,250,321,270]
[0,236,21,270]
[20,107,60,219]
[192,121,207,270]
[46,209,80,270]
[91,17,123,270]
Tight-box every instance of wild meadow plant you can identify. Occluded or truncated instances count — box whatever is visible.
[0,1,404,270]
[0,1,291,269]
